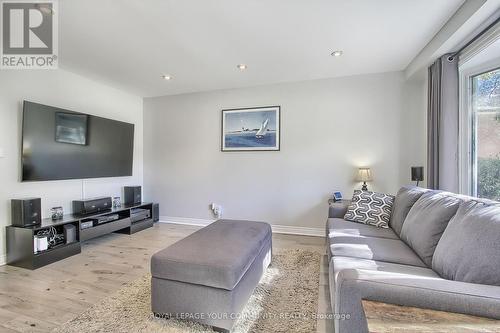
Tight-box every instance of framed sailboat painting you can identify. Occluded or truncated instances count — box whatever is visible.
[221,106,280,151]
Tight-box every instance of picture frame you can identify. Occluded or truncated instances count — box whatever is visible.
[333,191,343,202]
[221,106,280,152]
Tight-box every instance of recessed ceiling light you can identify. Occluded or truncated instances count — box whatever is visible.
[161,74,173,80]
[331,50,343,57]
[237,64,248,70]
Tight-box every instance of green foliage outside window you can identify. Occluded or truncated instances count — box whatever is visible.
[478,155,500,201]
[474,69,500,202]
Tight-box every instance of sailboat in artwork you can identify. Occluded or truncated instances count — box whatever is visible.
[255,118,269,138]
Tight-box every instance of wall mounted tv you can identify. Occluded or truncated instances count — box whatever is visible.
[22,101,134,182]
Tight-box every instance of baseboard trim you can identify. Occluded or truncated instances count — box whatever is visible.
[159,216,324,237]
[270,224,324,237]
[0,254,6,266]
[159,216,215,227]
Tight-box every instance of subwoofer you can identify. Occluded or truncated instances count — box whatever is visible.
[63,224,77,243]
[124,186,142,205]
[153,203,159,222]
[11,198,42,227]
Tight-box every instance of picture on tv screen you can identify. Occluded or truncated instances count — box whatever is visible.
[55,112,88,145]
[22,101,134,182]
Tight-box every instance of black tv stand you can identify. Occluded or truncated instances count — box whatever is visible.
[6,202,155,270]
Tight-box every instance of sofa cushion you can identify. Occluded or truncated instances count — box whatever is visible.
[151,219,272,290]
[327,218,399,240]
[329,236,426,267]
[329,256,440,321]
[344,190,395,228]
[330,256,440,289]
[433,201,500,286]
[390,186,430,236]
[330,256,439,333]
[400,191,461,267]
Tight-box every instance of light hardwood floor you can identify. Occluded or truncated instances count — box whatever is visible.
[0,223,333,333]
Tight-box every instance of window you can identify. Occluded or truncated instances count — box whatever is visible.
[459,27,500,200]
[464,67,500,201]
[458,23,500,201]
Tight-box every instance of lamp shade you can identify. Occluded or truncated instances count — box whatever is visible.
[357,168,373,182]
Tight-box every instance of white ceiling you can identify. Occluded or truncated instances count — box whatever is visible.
[59,0,465,97]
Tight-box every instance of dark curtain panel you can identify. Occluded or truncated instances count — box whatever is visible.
[427,54,459,191]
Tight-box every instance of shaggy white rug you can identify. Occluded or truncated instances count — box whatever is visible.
[53,249,321,333]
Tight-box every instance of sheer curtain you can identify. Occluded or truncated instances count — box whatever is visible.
[427,54,459,191]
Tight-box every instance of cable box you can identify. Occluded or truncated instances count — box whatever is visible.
[81,221,94,229]
[96,214,120,225]
[73,197,112,215]
[130,208,150,223]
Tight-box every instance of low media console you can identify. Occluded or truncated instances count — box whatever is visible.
[6,202,156,270]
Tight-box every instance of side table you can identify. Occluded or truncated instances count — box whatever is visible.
[328,199,351,219]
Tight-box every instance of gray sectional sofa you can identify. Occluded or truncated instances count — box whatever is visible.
[327,186,500,333]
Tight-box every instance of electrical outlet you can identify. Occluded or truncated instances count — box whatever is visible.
[210,203,223,219]
[216,206,222,219]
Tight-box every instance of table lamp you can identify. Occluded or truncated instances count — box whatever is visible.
[357,167,372,191]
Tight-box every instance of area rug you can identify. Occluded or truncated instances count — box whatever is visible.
[53,249,321,333]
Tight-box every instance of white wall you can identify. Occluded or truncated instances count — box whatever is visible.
[399,74,428,187]
[0,69,143,264]
[144,71,407,230]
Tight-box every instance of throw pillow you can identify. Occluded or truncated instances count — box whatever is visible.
[344,190,394,228]
[400,191,462,267]
[389,186,430,236]
[432,201,500,286]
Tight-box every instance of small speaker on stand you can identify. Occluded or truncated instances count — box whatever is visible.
[411,167,424,186]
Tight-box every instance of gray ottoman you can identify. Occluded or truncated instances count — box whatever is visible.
[151,219,272,332]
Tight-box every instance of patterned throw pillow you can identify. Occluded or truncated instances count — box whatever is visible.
[344,190,395,228]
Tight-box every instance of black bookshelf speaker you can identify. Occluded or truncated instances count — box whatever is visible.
[124,186,142,205]
[11,198,42,227]
[153,203,159,222]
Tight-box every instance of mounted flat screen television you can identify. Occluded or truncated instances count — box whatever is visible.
[22,101,134,181]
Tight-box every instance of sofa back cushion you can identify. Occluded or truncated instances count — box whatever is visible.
[344,190,394,228]
[432,201,500,286]
[400,191,461,267]
[390,186,430,236]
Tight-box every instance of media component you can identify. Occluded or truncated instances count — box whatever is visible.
[22,101,134,181]
[72,197,112,215]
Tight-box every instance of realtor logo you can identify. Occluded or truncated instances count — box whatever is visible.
[1,0,58,69]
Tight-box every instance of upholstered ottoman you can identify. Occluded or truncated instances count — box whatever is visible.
[151,219,272,332]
